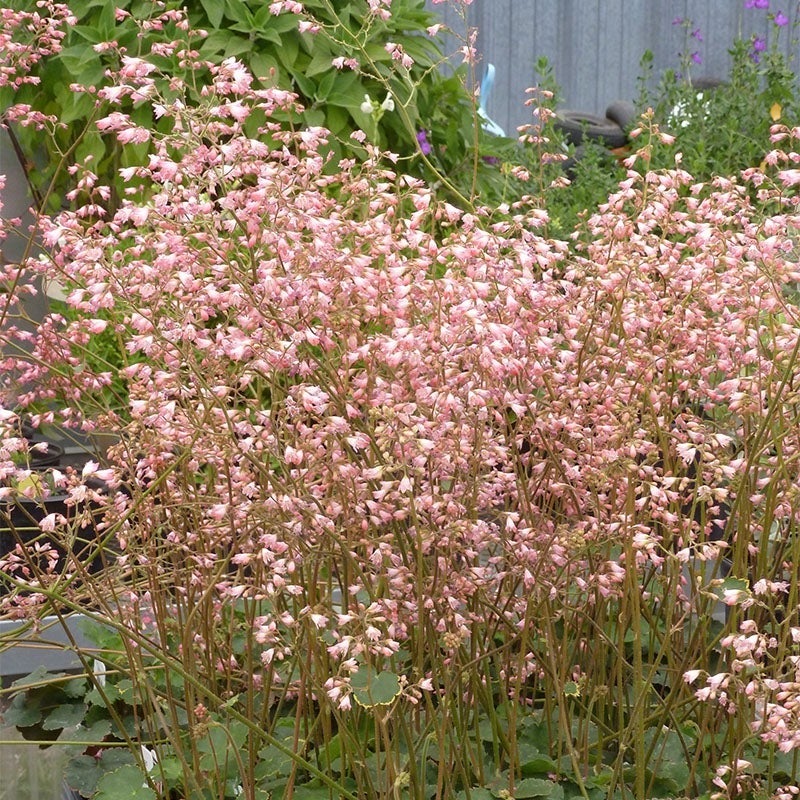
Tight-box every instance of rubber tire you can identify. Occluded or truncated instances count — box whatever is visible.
[604,100,637,131]
[554,111,628,149]
[692,77,726,92]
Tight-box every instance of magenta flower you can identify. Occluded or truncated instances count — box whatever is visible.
[745,0,770,8]
[774,10,789,25]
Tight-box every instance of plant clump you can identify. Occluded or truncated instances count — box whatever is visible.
[3,3,800,800]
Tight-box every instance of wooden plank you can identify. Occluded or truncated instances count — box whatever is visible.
[426,0,800,139]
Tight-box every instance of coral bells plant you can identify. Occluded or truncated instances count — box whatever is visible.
[7,6,800,800]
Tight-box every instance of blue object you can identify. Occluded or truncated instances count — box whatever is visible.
[479,63,506,137]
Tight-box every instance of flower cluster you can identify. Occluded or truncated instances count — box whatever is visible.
[5,5,800,796]
[0,1,74,90]
[745,0,791,61]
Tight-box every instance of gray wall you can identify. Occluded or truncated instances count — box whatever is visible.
[428,1,800,137]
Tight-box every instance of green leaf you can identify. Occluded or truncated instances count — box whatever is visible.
[43,702,87,731]
[198,29,234,57]
[95,765,157,800]
[315,69,337,102]
[326,71,361,107]
[255,744,294,779]
[77,618,119,650]
[644,727,690,793]
[95,0,117,40]
[304,47,337,78]
[86,678,122,707]
[325,105,350,137]
[290,786,334,800]
[197,720,248,754]
[64,678,90,699]
[400,35,439,69]
[292,68,316,99]
[492,778,563,799]
[1,693,43,728]
[68,719,113,745]
[712,576,749,599]
[350,668,401,708]
[65,754,104,796]
[224,0,253,26]
[364,42,393,63]
[75,130,106,169]
[60,90,96,126]
[11,665,65,689]
[223,36,254,58]
[276,33,300,72]
[155,755,184,785]
[769,745,800,779]
[303,108,326,128]
[249,52,280,83]
[519,744,558,777]
[456,791,493,800]
[65,749,135,797]
[256,8,300,34]
[199,0,225,28]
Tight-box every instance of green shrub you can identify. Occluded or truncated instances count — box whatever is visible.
[1,0,486,210]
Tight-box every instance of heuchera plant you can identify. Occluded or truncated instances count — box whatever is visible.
[5,3,800,800]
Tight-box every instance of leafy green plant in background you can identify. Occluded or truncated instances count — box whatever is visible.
[638,10,799,180]
[519,56,626,240]
[1,0,513,211]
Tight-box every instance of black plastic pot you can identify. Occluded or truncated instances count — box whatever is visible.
[25,440,64,469]
[61,782,85,800]
[0,489,112,595]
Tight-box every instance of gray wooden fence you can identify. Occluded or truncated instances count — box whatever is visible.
[427,0,800,138]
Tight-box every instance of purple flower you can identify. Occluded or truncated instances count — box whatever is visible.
[691,28,704,41]
[745,0,769,7]
[672,16,683,25]
[775,10,789,25]
[416,129,432,156]
[691,51,703,65]
[750,34,767,61]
